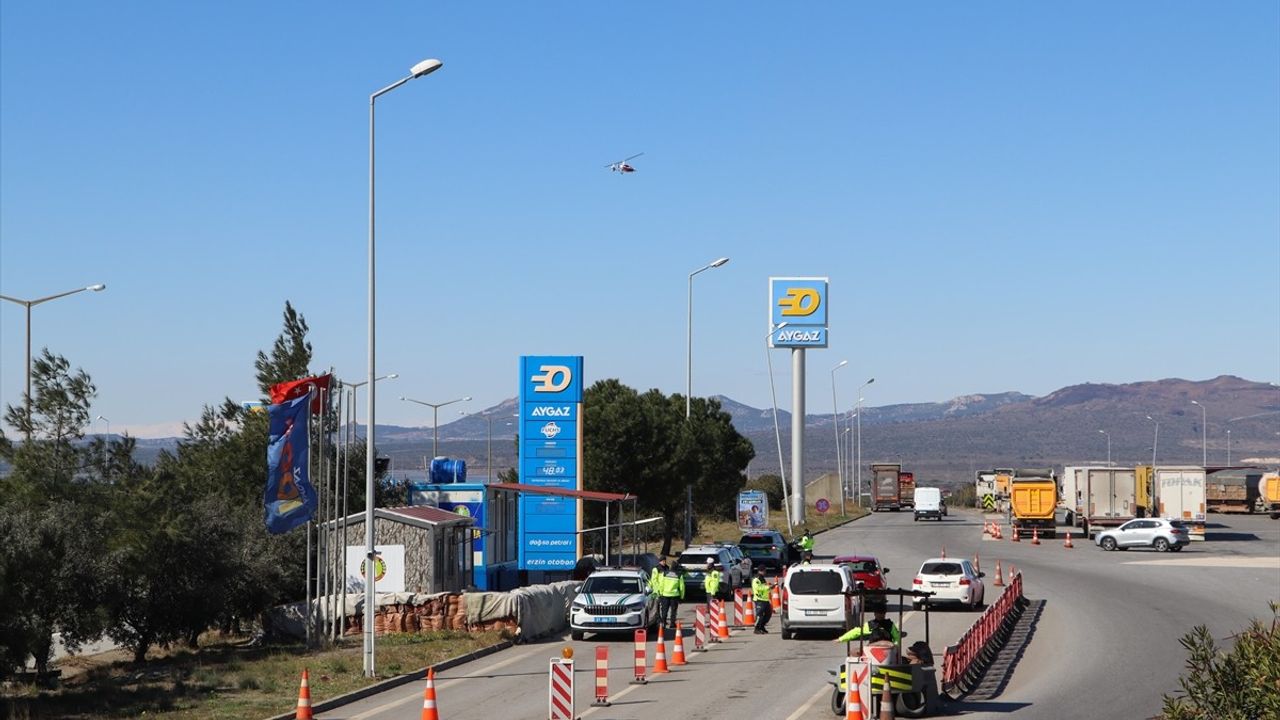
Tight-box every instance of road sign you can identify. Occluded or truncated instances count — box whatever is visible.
[815,498,830,514]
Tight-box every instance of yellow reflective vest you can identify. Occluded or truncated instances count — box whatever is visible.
[704,569,722,596]
[751,576,772,602]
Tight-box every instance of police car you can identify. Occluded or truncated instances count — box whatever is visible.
[568,568,659,640]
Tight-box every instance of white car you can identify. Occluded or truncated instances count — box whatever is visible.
[568,569,659,640]
[780,563,858,639]
[911,558,985,610]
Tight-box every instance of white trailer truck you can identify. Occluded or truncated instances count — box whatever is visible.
[1153,466,1207,541]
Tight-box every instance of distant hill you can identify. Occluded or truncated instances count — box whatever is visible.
[50,376,1277,486]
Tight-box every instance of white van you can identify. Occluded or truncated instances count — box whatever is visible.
[779,563,857,639]
[913,487,945,521]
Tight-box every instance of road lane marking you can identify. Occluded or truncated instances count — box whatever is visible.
[784,684,829,720]
[1122,557,1280,568]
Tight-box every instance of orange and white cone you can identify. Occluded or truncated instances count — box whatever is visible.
[1031,528,1041,545]
[940,544,946,558]
[743,595,757,627]
[846,675,863,719]
[995,524,1002,540]
[421,668,439,720]
[716,599,730,640]
[652,634,670,674]
[671,622,687,665]
[878,675,895,719]
[993,561,1003,587]
[1064,531,1074,549]
[770,582,782,611]
[1011,525,1020,542]
[295,668,314,720]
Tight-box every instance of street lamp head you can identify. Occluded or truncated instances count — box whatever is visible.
[1145,415,1153,421]
[1191,400,1201,406]
[710,257,730,268]
[462,396,472,402]
[410,58,443,78]
[1098,429,1107,435]
[834,360,849,370]
[399,396,408,401]
[87,284,106,292]
[386,373,399,379]
[96,415,108,421]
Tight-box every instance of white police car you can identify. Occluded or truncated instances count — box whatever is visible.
[568,568,659,640]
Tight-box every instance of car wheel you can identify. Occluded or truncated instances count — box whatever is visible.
[571,630,584,641]
[1154,538,1170,552]
[831,686,846,716]
[913,515,918,522]
[898,690,928,718]
[1100,536,1117,551]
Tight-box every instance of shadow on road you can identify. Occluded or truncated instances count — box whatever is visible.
[949,598,1045,708]
[1204,532,1260,542]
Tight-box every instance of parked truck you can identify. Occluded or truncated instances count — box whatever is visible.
[1260,473,1280,519]
[1080,466,1138,537]
[1153,466,1207,541]
[871,463,903,512]
[1010,469,1058,538]
[1205,468,1264,514]
[1060,466,1108,527]
[976,470,998,511]
[899,471,916,509]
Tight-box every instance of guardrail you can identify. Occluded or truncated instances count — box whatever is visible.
[940,569,1025,695]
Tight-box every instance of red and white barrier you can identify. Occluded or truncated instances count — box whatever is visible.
[631,629,647,684]
[694,606,707,649]
[940,570,1025,694]
[592,645,610,707]
[733,589,745,627]
[549,658,574,720]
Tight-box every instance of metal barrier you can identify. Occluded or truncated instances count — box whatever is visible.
[940,568,1025,694]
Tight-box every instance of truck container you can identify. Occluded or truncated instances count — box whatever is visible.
[1260,473,1280,519]
[1153,466,1207,541]
[871,463,902,512]
[1060,466,1108,526]
[898,471,916,508]
[1082,467,1138,536]
[1011,473,1057,537]
[1205,468,1263,514]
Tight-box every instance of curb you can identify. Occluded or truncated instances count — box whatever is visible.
[811,510,871,536]
[264,639,513,720]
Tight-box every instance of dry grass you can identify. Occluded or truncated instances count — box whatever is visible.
[3,630,506,720]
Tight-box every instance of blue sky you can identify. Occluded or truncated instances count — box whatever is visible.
[2,2,1277,438]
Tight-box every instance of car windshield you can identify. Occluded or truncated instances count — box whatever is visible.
[582,577,642,594]
[842,560,879,573]
[739,535,777,546]
[920,562,963,576]
[678,553,718,568]
[789,571,845,595]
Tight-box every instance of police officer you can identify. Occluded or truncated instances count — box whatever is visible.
[703,558,723,600]
[833,599,900,644]
[799,529,815,554]
[650,558,666,591]
[751,568,773,634]
[657,560,685,629]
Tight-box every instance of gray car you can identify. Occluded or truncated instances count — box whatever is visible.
[1095,518,1190,552]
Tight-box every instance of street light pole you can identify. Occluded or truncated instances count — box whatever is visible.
[365,56,442,679]
[1145,415,1158,468]
[96,414,110,440]
[1,284,107,437]
[342,374,399,439]
[1098,430,1111,467]
[400,396,471,458]
[686,257,729,419]
[854,378,874,507]
[764,323,792,534]
[1227,429,1231,465]
[1191,400,1207,467]
[829,360,847,514]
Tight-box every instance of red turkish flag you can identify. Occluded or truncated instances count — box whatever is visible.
[269,374,332,413]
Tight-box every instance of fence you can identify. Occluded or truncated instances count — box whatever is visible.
[940,569,1026,695]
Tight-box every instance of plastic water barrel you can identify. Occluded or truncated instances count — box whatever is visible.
[430,457,467,484]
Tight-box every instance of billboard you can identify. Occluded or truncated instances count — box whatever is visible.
[769,277,830,348]
[519,356,584,570]
[738,490,769,530]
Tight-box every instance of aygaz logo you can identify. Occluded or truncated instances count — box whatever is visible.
[531,365,572,393]
[778,287,821,317]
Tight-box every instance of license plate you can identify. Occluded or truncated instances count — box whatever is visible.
[594,617,617,624]
[931,582,949,587]
[804,609,827,616]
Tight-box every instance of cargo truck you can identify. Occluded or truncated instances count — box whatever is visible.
[1153,466,1207,540]
[976,471,998,511]
[871,463,903,512]
[1260,473,1280,519]
[1205,468,1263,513]
[1081,466,1138,537]
[1060,466,1110,526]
[1010,469,1058,538]
[899,471,916,509]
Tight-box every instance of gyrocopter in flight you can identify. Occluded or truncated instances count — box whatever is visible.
[605,153,644,174]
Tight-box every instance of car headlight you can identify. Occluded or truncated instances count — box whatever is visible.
[571,599,586,609]
[624,601,647,611]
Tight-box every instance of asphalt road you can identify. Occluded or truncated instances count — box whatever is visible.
[317,509,1280,720]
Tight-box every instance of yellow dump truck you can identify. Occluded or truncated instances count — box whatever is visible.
[1261,473,1280,520]
[1010,470,1057,538]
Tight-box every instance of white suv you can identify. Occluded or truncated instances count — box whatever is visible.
[780,563,858,639]
[677,545,749,594]
[568,569,658,640]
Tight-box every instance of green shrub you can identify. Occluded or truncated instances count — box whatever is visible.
[1161,603,1280,720]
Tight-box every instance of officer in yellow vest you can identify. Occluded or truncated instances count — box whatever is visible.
[751,567,773,634]
[656,562,685,629]
[703,558,723,599]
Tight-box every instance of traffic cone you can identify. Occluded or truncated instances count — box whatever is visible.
[295,668,314,720]
[716,599,730,640]
[671,622,687,665]
[1011,525,1020,542]
[421,668,439,720]
[652,633,670,674]
[770,582,782,611]
[993,561,1004,587]
[846,672,863,719]
[1031,528,1040,545]
[1064,531,1074,549]
[982,522,990,536]
[878,675,895,719]
[940,544,946,558]
[743,594,757,627]
[995,524,1003,540]
[1009,563,1016,578]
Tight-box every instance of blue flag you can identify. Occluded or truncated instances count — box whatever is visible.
[265,394,317,534]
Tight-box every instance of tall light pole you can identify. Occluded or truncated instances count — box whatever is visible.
[840,426,852,505]
[96,414,110,439]
[1098,430,1111,467]
[764,323,792,534]
[829,360,848,514]
[342,373,399,438]
[1190,400,1207,467]
[365,56,442,679]
[686,257,729,418]
[1226,429,1231,466]
[400,396,471,458]
[854,378,874,507]
[1145,415,1159,468]
[1,284,107,437]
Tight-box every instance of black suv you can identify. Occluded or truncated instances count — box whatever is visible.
[737,530,790,571]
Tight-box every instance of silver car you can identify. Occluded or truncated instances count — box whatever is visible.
[1095,518,1189,552]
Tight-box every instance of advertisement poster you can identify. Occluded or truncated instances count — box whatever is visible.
[738,490,769,530]
[344,544,405,593]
